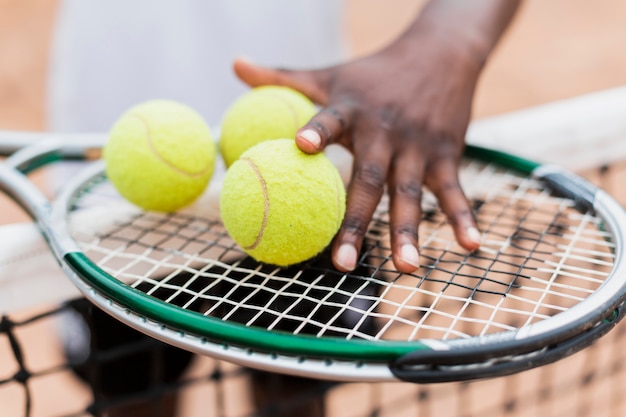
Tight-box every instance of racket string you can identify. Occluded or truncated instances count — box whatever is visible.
[69,160,615,344]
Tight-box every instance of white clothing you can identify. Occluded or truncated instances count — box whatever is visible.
[47,0,347,132]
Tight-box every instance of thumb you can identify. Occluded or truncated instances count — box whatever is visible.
[233,57,330,105]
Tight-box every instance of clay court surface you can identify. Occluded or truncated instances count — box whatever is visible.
[2,1,626,416]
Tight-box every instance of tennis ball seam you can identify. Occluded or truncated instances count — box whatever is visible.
[131,112,213,178]
[241,156,269,250]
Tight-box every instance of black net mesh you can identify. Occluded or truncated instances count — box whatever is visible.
[2,299,626,417]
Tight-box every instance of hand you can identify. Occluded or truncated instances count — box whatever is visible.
[233,1,519,273]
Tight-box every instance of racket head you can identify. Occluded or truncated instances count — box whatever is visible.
[37,145,626,382]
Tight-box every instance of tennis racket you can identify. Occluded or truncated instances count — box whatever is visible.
[1,130,625,384]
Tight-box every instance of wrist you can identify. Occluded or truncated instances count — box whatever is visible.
[386,21,488,77]
[395,0,521,70]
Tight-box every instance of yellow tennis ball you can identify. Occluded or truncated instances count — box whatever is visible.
[104,100,216,212]
[219,86,317,167]
[220,139,346,266]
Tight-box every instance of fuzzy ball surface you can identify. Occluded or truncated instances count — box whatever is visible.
[220,139,346,266]
[219,86,317,167]
[104,100,216,212]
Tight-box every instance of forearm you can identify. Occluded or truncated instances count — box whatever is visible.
[395,0,522,68]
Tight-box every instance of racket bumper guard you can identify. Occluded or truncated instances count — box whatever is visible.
[533,165,598,212]
[389,306,626,383]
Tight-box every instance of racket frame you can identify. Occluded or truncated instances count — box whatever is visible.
[2,141,626,382]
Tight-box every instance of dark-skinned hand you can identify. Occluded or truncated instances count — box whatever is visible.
[232,0,521,273]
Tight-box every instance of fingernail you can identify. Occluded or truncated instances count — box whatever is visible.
[467,227,482,244]
[299,129,321,148]
[335,243,357,271]
[401,244,420,269]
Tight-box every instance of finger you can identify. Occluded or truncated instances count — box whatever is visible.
[332,130,392,272]
[426,159,481,251]
[388,149,424,273]
[296,101,355,154]
[233,57,329,104]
